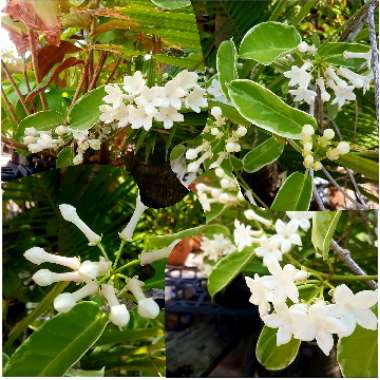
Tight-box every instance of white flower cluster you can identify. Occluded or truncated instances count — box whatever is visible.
[23,127,63,153]
[195,168,244,212]
[300,124,350,170]
[99,70,207,131]
[68,129,102,165]
[24,201,160,328]
[284,42,373,108]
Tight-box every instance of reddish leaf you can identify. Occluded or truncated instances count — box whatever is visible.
[1,15,29,54]
[37,41,79,79]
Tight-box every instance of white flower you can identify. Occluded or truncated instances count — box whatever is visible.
[135,86,164,114]
[185,87,207,113]
[155,106,184,129]
[25,127,38,136]
[262,302,310,345]
[207,78,228,103]
[174,70,198,91]
[245,274,272,316]
[297,41,309,53]
[332,284,378,336]
[102,284,130,327]
[32,269,81,286]
[103,84,125,108]
[59,204,101,246]
[99,104,118,124]
[284,62,313,88]
[73,153,84,165]
[337,67,365,88]
[244,209,271,226]
[123,71,146,95]
[24,247,80,270]
[316,77,331,102]
[200,234,236,261]
[273,219,302,253]
[336,141,350,155]
[343,50,371,62]
[255,236,283,265]
[289,86,317,105]
[54,282,98,313]
[114,103,133,128]
[210,106,222,119]
[119,192,148,241]
[326,68,356,108]
[286,212,313,231]
[129,105,155,131]
[55,125,69,135]
[233,219,257,251]
[139,240,179,265]
[161,80,187,109]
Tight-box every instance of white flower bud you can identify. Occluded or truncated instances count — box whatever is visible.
[110,304,130,327]
[304,154,314,168]
[137,298,160,319]
[73,154,84,165]
[313,161,322,171]
[78,260,99,281]
[24,247,80,270]
[343,50,371,61]
[235,125,247,137]
[32,269,81,286]
[139,240,179,265]
[210,127,220,136]
[125,276,145,301]
[59,204,101,246]
[97,257,112,276]
[303,142,313,152]
[302,124,314,136]
[244,209,271,226]
[88,139,101,150]
[24,127,38,136]
[119,193,148,241]
[323,129,335,140]
[187,161,200,173]
[55,125,69,135]
[185,148,199,160]
[210,188,222,198]
[220,178,233,189]
[226,142,237,152]
[298,41,309,53]
[295,270,309,281]
[23,135,37,145]
[336,141,350,155]
[215,168,225,178]
[211,106,222,119]
[326,148,339,161]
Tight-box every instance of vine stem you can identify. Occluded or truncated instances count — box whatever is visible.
[113,240,126,269]
[114,259,140,274]
[96,242,110,261]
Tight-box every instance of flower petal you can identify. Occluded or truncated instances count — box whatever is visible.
[316,331,334,356]
[354,308,378,330]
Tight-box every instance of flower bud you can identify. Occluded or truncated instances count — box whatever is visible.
[59,204,101,246]
[211,106,222,119]
[313,161,322,171]
[210,127,220,136]
[23,135,37,145]
[244,209,271,226]
[303,142,313,152]
[119,193,148,241]
[326,148,339,161]
[24,247,80,270]
[78,260,99,281]
[55,125,69,135]
[323,129,335,140]
[336,141,350,155]
[137,298,160,319]
[236,125,247,137]
[185,148,199,160]
[304,154,314,168]
[297,41,309,53]
[25,127,38,136]
[139,240,179,266]
[32,269,81,286]
[109,304,130,327]
[73,154,84,165]
[302,124,314,136]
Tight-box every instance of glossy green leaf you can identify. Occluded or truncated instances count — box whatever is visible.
[151,0,191,10]
[243,138,284,173]
[97,327,163,345]
[209,100,250,127]
[271,171,312,211]
[56,146,74,168]
[256,326,301,370]
[228,80,317,139]
[217,39,238,98]
[311,211,342,260]
[208,246,255,297]
[317,42,369,69]
[337,315,378,377]
[4,302,108,377]
[145,224,231,250]
[69,86,106,130]
[337,153,378,182]
[16,111,65,141]
[205,203,226,223]
[239,21,301,65]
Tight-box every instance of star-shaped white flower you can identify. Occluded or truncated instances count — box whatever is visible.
[185,87,208,113]
[332,284,378,336]
[283,63,313,88]
[289,86,317,105]
[245,274,271,316]
[129,105,155,131]
[329,81,356,108]
[286,212,314,231]
[123,71,146,95]
[174,70,198,90]
[233,219,256,251]
[155,106,184,129]
[135,86,165,115]
[103,84,125,108]
[161,80,187,109]
[200,234,236,261]
[99,104,118,124]
[273,219,302,253]
[255,235,283,265]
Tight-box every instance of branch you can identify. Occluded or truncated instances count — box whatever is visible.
[368,0,379,122]
[88,51,107,90]
[1,87,19,125]
[1,134,27,150]
[339,2,370,42]
[106,56,122,84]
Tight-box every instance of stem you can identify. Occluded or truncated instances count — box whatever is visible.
[113,240,126,269]
[236,173,268,208]
[106,56,122,84]
[88,51,107,90]
[96,242,110,261]
[1,60,30,115]
[2,133,27,149]
[114,259,140,274]
[1,87,19,125]
[328,274,378,281]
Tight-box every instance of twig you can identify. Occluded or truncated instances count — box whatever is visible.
[339,2,370,42]
[106,56,122,84]
[314,87,324,131]
[27,28,48,110]
[22,58,31,93]
[310,169,326,209]
[1,87,19,125]
[1,134,27,149]
[88,51,107,90]
[331,240,377,289]
[1,60,31,115]
[368,0,379,122]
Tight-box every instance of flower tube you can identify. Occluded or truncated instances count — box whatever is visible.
[24,247,80,270]
[32,269,82,286]
[101,284,130,327]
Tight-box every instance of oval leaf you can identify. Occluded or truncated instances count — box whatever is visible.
[217,39,238,98]
[271,171,312,211]
[228,79,317,139]
[4,302,108,377]
[56,146,74,169]
[239,21,301,65]
[243,138,284,173]
[69,86,106,130]
[256,326,301,370]
[208,246,255,297]
[337,153,379,182]
[311,211,342,260]
[16,111,65,141]
[151,0,191,9]
[337,322,378,377]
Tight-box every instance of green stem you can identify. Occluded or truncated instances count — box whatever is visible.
[328,274,378,281]
[114,259,140,274]
[113,240,126,269]
[97,242,110,261]
[236,174,268,208]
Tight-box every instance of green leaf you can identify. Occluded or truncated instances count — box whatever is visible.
[311,211,342,260]
[4,302,108,377]
[56,146,74,169]
[205,203,227,223]
[243,138,284,173]
[256,326,301,370]
[145,224,231,250]
[217,39,238,98]
[66,367,105,377]
[271,171,312,211]
[209,100,250,127]
[69,86,106,130]
[16,111,65,141]
[337,318,378,377]
[317,42,369,70]
[150,0,191,10]
[97,327,163,345]
[337,153,378,182]
[228,79,317,139]
[239,21,301,65]
[207,246,255,297]
[170,144,186,162]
